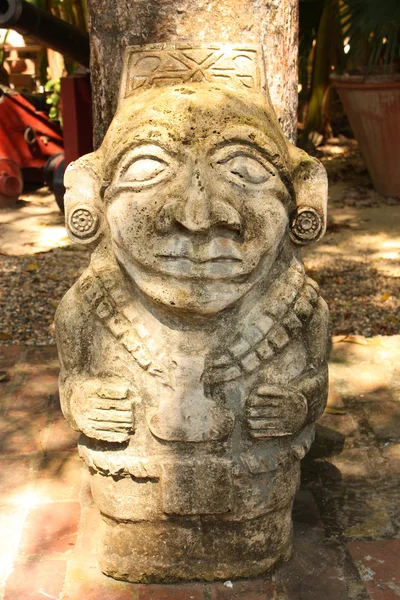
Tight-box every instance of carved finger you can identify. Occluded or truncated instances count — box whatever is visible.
[90,409,133,423]
[247,417,280,430]
[250,429,292,439]
[88,419,133,432]
[249,394,281,407]
[88,428,130,443]
[92,398,132,411]
[255,385,287,398]
[247,406,280,418]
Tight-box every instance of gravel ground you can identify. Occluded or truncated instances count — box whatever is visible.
[0,140,399,345]
[0,246,89,345]
[306,259,400,338]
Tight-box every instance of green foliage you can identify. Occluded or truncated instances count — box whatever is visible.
[23,0,87,32]
[45,78,62,124]
[299,0,325,88]
[299,0,344,136]
[341,0,400,69]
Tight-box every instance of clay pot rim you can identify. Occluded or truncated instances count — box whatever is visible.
[330,72,400,90]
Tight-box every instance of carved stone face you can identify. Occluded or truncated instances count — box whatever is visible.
[102,84,294,314]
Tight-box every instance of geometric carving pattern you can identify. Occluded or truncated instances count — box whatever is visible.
[119,43,263,104]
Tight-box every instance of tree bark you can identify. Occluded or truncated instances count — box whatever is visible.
[87,0,299,147]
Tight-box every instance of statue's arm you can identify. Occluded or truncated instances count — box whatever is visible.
[246,296,329,438]
[302,295,329,423]
[55,283,134,443]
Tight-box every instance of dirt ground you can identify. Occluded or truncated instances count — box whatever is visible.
[0,138,399,344]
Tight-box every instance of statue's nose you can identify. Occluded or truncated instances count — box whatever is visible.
[174,170,212,233]
[155,169,242,235]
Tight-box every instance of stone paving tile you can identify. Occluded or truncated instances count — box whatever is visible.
[33,453,84,502]
[0,456,35,504]
[208,579,276,599]
[363,402,400,441]
[348,540,400,600]
[18,502,80,556]
[8,370,58,411]
[316,411,361,446]
[329,336,400,402]
[316,483,395,540]
[326,447,387,483]
[0,409,48,454]
[381,443,400,467]
[140,583,205,599]
[0,345,22,366]
[23,346,59,367]
[42,416,80,453]
[0,506,29,597]
[4,558,67,600]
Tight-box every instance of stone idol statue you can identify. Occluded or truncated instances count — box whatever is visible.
[56,43,329,582]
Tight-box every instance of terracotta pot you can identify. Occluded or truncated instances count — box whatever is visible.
[332,74,400,198]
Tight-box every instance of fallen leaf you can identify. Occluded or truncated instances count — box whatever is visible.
[341,334,368,346]
[26,263,38,271]
[0,332,11,340]
[0,371,10,382]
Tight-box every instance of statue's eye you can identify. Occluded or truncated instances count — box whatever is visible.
[122,157,168,182]
[217,155,272,184]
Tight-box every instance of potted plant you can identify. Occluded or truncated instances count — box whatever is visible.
[331,0,400,197]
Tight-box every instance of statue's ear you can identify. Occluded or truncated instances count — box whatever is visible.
[287,144,328,245]
[63,151,106,245]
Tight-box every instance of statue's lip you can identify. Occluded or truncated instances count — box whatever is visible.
[155,254,243,264]
[154,235,244,264]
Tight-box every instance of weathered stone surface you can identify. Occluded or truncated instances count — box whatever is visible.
[56,43,329,582]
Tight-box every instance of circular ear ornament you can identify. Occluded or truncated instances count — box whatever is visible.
[67,205,100,242]
[290,207,323,245]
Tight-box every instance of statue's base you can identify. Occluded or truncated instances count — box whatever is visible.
[98,509,293,582]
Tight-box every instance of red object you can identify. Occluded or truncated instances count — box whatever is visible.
[0,89,63,170]
[0,158,22,206]
[332,74,400,198]
[60,74,93,166]
[0,88,63,205]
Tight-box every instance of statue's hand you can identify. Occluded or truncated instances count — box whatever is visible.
[246,384,307,438]
[69,377,134,443]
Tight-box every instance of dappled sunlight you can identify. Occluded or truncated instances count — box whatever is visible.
[0,506,28,589]
[10,490,50,509]
[0,487,50,590]
[36,225,70,249]
[0,188,70,256]
[329,336,400,400]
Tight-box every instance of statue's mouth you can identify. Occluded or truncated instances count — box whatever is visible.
[155,234,244,266]
[156,255,242,264]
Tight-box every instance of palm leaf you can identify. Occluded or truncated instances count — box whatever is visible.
[341,0,400,69]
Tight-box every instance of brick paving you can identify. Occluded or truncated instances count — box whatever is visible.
[0,338,399,600]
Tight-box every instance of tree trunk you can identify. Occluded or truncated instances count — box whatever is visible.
[87,0,299,147]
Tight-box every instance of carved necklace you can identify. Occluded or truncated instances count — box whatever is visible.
[79,251,320,389]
